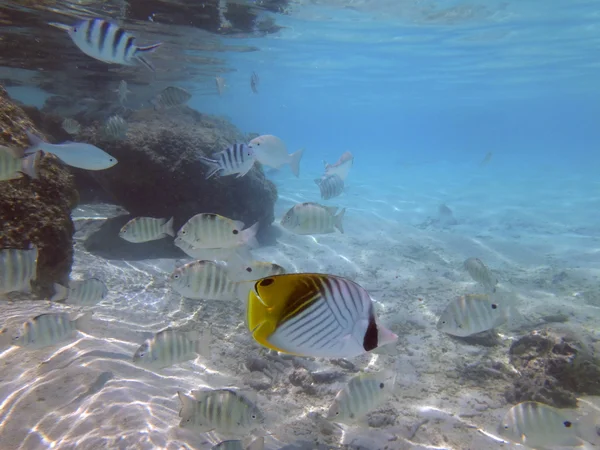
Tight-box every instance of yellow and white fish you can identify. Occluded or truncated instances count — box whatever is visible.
[133,328,211,370]
[51,278,108,306]
[498,401,585,449]
[464,257,498,292]
[0,145,40,181]
[178,388,264,434]
[245,273,398,358]
[177,213,258,249]
[436,293,517,337]
[281,202,345,235]
[169,260,236,300]
[0,245,38,295]
[119,216,175,243]
[249,135,304,177]
[327,370,396,424]
[8,311,92,349]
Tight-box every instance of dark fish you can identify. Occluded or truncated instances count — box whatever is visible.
[250,71,259,94]
[315,173,344,200]
[480,151,493,166]
[199,143,255,179]
[67,19,161,71]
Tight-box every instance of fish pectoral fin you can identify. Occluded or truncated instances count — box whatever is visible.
[250,320,288,354]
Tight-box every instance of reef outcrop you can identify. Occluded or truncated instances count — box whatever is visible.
[0,85,78,297]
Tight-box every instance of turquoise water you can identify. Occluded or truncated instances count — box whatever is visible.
[1,1,600,449]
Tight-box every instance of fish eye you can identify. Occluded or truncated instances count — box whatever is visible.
[246,267,252,272]
[73,27,78,32]
[335,411,339,415]
[174,274,180,279]
[564,421,572,428]
[109,158,114,162]
[232,229,239,235]
[181,230,187,235]
[260,278,274,287]
[251,414,256,419]
[379,382,384,389]
[491,304,497,309]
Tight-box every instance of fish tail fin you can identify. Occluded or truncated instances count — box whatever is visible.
[241,222,259,248]
[289,148,304,177]
[163,217,175,237]
[177,391,195,419]
[235,280,255,304]
[24,131,45,155]
[224,250,254,282]
[198,156,222,179]
[50,283,69,302]
[134,43,161,72]
[334,208,345,234]
[75,311,93,334]
[195,327,212,358]
[21,151,42,179]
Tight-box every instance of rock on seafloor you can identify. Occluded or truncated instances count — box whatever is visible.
[78,107,278,243]
[0,85,78,297]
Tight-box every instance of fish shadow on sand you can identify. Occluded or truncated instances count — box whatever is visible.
[84,214,186,260]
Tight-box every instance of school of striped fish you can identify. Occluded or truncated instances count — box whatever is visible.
[0,13,591,450]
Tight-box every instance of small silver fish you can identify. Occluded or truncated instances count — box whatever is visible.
[25,131,117,171]
[67,18,161,71]
[280,202,345,235]
[114,80,131,106]
[327,370,396,424]
[464,257,498,292]
[315,173,344,200]
[150,86,191,110]
[169,260,237,300]
[61,118,81,135]
[177,213,259,249]
[11,312,92,349]
[133,328,211,370]
[178,388,264,434]
[199,143,255,179]
[0,145,40,181]
[498,401,584,448]
[436,293,516,337]
[250,71,259,94]
[215,76,226,95]
[119,216,175,243]
[212,437,264,450]
[102,115,128,141]
[51,278,108,306]
[0,245,38,295]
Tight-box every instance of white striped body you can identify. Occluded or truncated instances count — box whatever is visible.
[12,313,84,349]
[103,115,128,140]
[0,146,39,181]
[170,260,236,300]
[327,370,396,423]
[178,389,264,434]
[436,293,507,337]
[174,236,249,261]
[281,202,344,235]
[464,257,497,292]
[247,274,398,358]
[199,143,255,179]
[133,330,200,369]
[151,86,191,109]
[178,213,249,249]
[499,401,582,448]
[68,19,146,66]
[315,174,344,200]
[119,216,174,243]
[59,278,108,306]
[0,246,38,295]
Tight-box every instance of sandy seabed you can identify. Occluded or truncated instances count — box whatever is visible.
[1,164,600,450]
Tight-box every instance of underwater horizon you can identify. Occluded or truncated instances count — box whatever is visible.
[1,1,600,449]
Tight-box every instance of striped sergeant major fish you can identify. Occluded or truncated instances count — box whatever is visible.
[177,213,259,249]
[199,143,256,179]
[67,19,162,71]
[315,173,344,200]
[0,245,38,296]
[245,273,398,358]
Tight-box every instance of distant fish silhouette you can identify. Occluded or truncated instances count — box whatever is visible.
[438,203,457,226]
[250,71,259,94]
[215,76,226,95]
[480,151,493,166]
